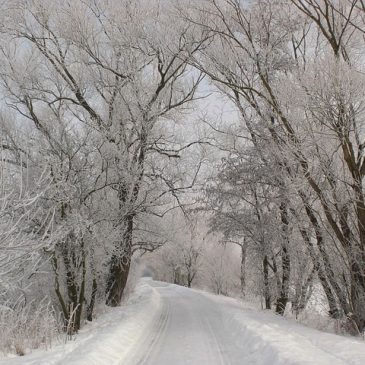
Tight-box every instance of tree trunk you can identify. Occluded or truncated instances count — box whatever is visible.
[298,227,340,318]
[52,233,88,334]
[292,266,315,318]
[275,243,290,315]
[347,188,365,332]
[187,273,192,288]
[263,255,271,310]
[240,242,247,297]
[105,254,131,306]
[276,202,291,315]
[74,239,86,331]
[299,193,350,317]
[106,215,133,306]
[350,274,365,333]
[173,267,180,285]
[60,237,86,334]
[87,277,98,321]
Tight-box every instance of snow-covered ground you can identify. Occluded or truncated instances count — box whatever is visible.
[0,279,160,365]
[2,278,365,365]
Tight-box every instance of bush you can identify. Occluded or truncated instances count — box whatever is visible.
[0,298,62,356]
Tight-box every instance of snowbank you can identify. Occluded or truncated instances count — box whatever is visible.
[0,278,161,365]
[203,292,365,365]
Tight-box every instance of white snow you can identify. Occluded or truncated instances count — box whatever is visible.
[202,292,365,365]
[1,278,365,365]
[0,278,160,365]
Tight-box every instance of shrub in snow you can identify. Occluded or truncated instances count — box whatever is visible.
[0,298,61,356]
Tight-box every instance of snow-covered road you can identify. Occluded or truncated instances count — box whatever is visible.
[124,281,246,365]
[2,279,365,365]
[125,280,365,365]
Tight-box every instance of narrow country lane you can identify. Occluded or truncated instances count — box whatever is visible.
[122,281,363,365]
[2,279,365,365]
[124,281,253,365]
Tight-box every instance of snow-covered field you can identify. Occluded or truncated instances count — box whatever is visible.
[2,278,365,365]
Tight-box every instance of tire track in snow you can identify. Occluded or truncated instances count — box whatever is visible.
[203,316,228,365]
[133,299,171,365]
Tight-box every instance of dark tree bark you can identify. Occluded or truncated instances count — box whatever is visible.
[52,236,88,334]
[105,214,133,306]
[263,255,271,310]
[292,266,315,318]
[240,242,247,297]
[87,277,98,322]
[275,202,291,315]
[298,227,340,318]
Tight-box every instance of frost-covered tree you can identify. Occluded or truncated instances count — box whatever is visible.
[186,0,365,332]
[0,0,207,337]
[146,213,205,288]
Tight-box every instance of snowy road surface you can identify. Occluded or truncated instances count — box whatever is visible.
[124,281,365,365]
[124,281,246,365]
[2,278,365,365]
